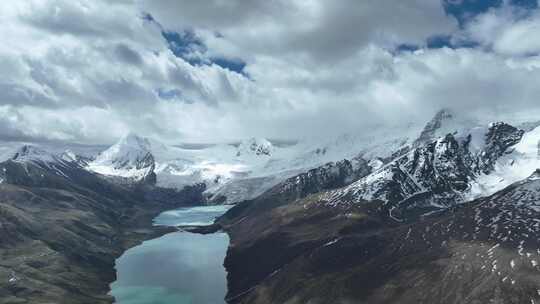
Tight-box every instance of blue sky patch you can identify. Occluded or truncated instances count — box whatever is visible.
[161,29,247,75]
[141,13,248,76]
[444,0,538,26]
[211,57,247,76]
[396,43,420,53]
[395,35,478,54]
[427,34,479,49]
[443,0,503,26]
[161,30,206,65]
[394,0,536,54]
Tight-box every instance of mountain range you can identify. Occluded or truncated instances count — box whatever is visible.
[2,109,540,303]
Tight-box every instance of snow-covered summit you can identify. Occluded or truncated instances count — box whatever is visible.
[73,109,540,205]
[414,109,481,147]
[11,145,56,163]
[0,145,89,182]
[86,133,156,182]
[236,137,274,157]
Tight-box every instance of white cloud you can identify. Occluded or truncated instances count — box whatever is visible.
[465,3,540,56]
[2,1,540,144]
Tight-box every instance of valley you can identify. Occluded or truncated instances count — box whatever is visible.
[2,109,540,303]
[5,1,540,303]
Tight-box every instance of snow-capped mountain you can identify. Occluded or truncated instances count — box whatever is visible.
[48,108,538,206]
[9,145,85,174]
[86,133,156,183]
[413,109,479,148]
[216,110,540,304]
[219,155,540,304]
[236,137,274,157]
[325,121,529,220]
[0,145,98,188]
[11,145,64,165]
[70,110,472,203]
[82,132,409,203]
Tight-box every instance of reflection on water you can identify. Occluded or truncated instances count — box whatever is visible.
[110,205,232,304]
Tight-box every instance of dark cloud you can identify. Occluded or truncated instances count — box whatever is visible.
[115,44,143,66]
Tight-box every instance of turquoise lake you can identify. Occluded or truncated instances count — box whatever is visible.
[110,205,232,304]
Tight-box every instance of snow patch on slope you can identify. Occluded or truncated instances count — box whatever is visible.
[469,125,540,199]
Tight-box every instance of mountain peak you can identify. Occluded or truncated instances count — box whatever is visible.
[413,109,454,146]
[433,108,454,122]
[414,108,480,148]
[86,133,156,182]
[117,132,151,151]
[11,145,58,164]
[237,137,274,156]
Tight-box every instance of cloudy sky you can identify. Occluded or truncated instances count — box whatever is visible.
[2,0,540,144]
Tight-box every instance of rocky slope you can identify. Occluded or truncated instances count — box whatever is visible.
[219,169,540,304]
[0,145,205,304]
[216,117,540,304]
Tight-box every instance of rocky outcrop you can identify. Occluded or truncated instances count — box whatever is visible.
[476,122,524,173]
[279,157,372,199]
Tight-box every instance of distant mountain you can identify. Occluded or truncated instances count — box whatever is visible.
[11,145,68,166]
[236,137,274,157]
[76,109,539,206]
[86,133,156,184]
[85,132,406,204]
[413,108,479,148]
[1,145,86,186]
